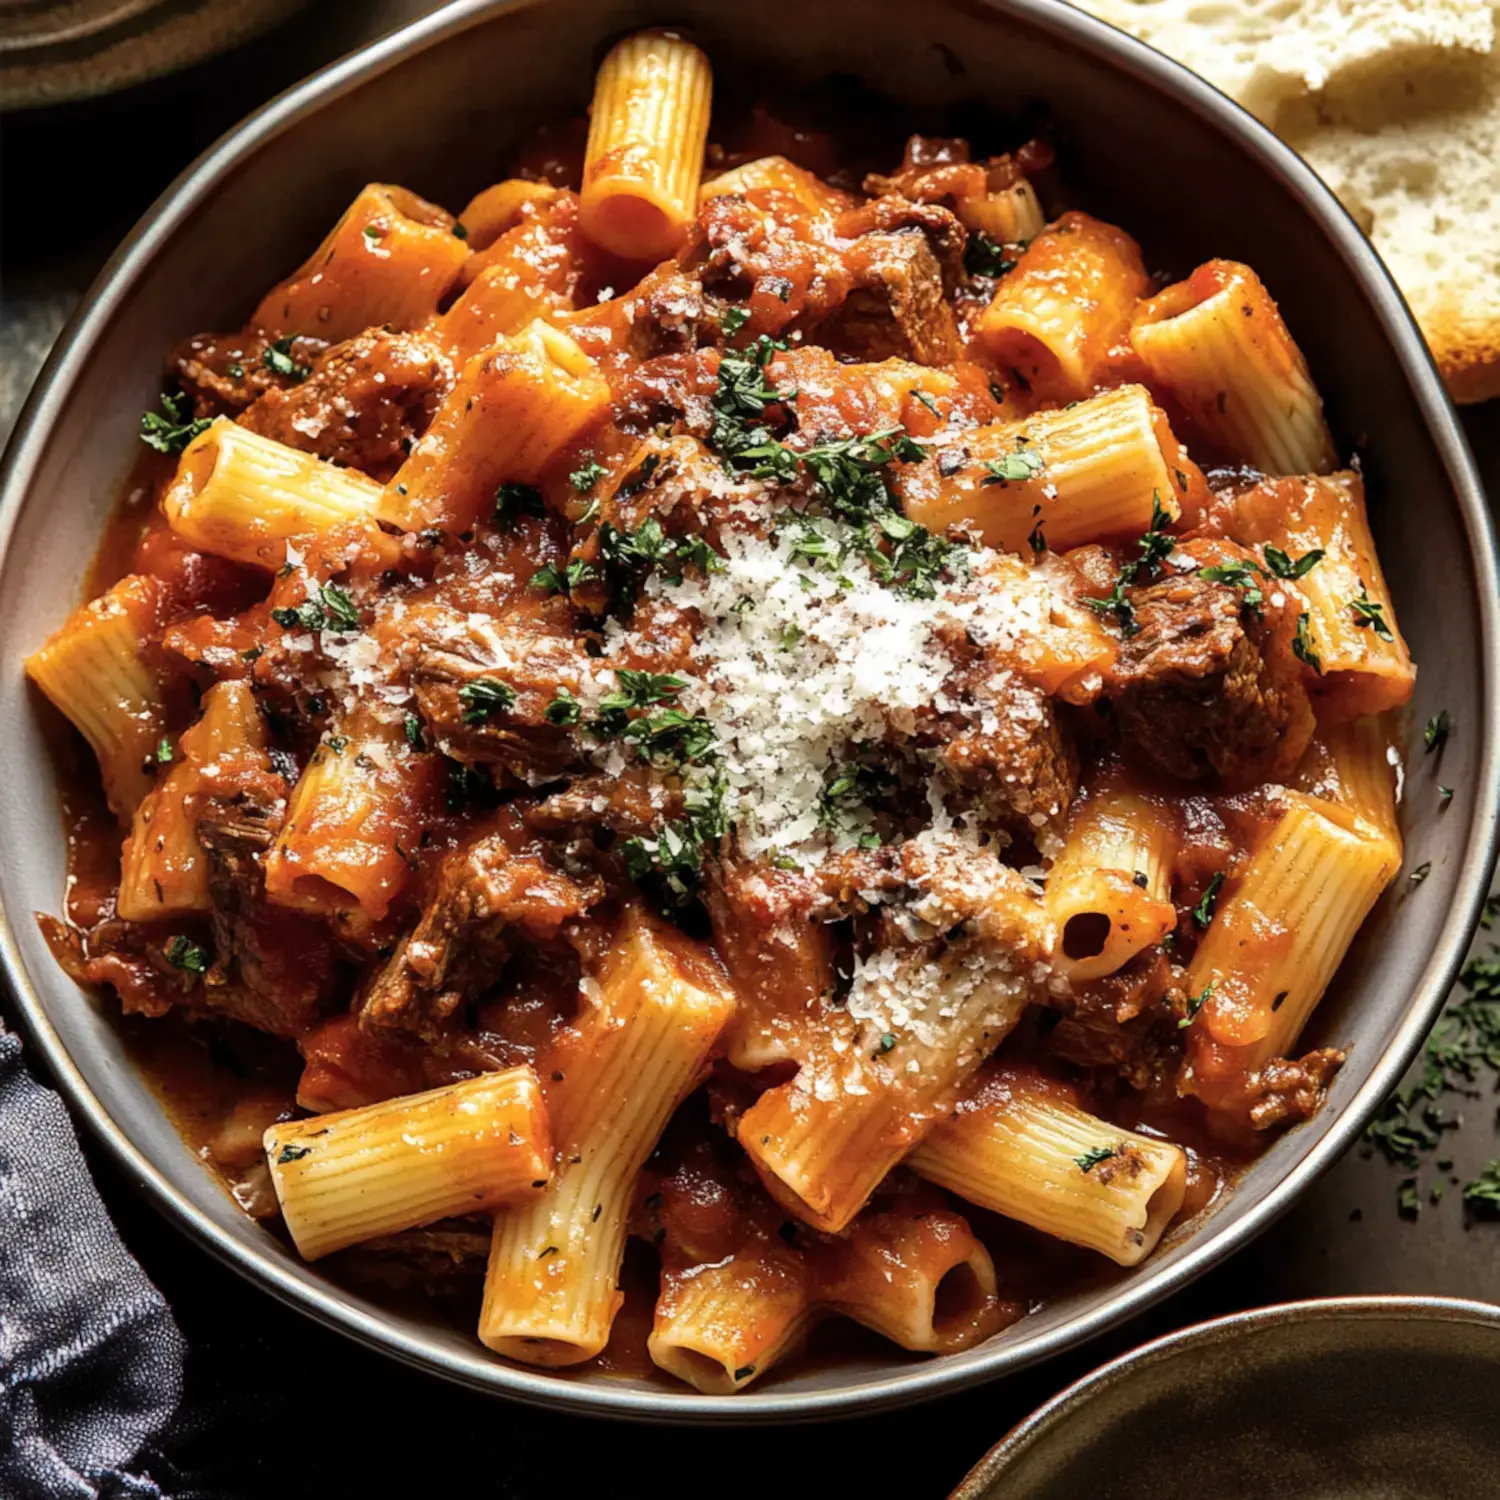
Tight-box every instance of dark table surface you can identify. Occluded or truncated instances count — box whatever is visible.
[3,5,1500,1495]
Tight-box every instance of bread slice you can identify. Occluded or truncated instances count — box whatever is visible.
[1071,0,1500,402]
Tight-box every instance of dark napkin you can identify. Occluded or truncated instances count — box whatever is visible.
[0,1030,185,1499]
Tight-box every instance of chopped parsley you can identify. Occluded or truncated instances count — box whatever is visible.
[1200,559,1265,615]
[1179,980,1214,1028]
[1075,1144,1120,1173]
[569,459,608,494]
[875,1033,897,1055]
[620,774,730,908]
[544,690,582,727]
[1262,544,1324,580]
[458,677,517,725]
[913,390,941,416]
[1192,872,1225,928]
[1366,951,1500,1213]
[271,582,361,635]
[494,481,545,529]
[964,230,1022,278]
[165,935,210,974]
[262,336,311,382]
[982,449,1045,485]
[720,306,750,337]
[403,713,426,750]
[1463,1161,1500,1215]
[139,390,211,455]
[1292,611,1322,673]
[452,221,469,240]
[276,1143,312,1165]
[708,334,794,469]
[1082,494,1175,637]
[530,558,597,595]
[154,736,174,767]
[1424,710,1451,755]
[1349,586,1394,642]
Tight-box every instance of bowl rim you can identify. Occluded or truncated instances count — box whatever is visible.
[949,1294,1500,1496]
[1,0,1497,1425]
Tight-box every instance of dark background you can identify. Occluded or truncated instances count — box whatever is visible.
[2,4,1499,1495]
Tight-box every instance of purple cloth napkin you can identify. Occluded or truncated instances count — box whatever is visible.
[0,1030,185,1499]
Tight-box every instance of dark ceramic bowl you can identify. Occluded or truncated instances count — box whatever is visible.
[952,1297,1500,1499]
[0,0,1496,1422]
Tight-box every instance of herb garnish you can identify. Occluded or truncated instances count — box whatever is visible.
[530,558,597,595]
[544,690,582,727]
[1262,544,1324,580]
[1292,612,1322,673]
[458,677,518,725]
[139,390,211,455]
[1179,980,1214,1028]
[165,935,210,974]
[262,336,311,382]
[155,736,174,767]
[276,1143,312,1164]
[1082,493,1175,636]
[494,481,545,529]
[720,306,750,338]
[1192,872,1225,928]
[964,230,1022,278]
[1200,559,1265,615]
[270,582,361,635]
[1349,585,1394,642]
[982,449,1045,485]
[569,460,608,494]
[1075,1144,1120,1173]
[1425,710,1451,755]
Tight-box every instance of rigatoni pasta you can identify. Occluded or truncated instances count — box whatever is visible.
[265,1067,551,1260]
[32,30,1415,1395]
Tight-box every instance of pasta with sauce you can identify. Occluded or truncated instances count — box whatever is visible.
[25,31,1413,1392]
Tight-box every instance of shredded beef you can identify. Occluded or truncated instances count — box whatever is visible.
[238,327,451,482]
[360,817,603,1040]
[1107,539,1314,787]
[1044,949,1182,1092]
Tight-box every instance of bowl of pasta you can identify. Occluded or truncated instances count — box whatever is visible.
[1,0,1495,1420]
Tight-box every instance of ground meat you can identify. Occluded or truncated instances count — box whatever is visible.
[1245,1047,1345,1130]
[359,816,603,1040]
[198,794,339,1037]
[238,327,452,482]
[1107,539,1314,787]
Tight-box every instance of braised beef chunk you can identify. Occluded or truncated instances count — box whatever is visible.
[914,677,1077,848]
[198,795,336,1037]
[171,330,328,417]
[525,769,681,839]
[238,328,451,482]
[812,227,962,366]
[360,818,603,1040]
[1245,1047,1345,1130]
[1043,949,1181,1092]
[1107,540,1314,787]
[408,620,590,782]
[835,196,967,295]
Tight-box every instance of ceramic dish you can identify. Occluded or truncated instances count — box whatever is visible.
[952,1296,1500,1498]
[1,0,1496,1421]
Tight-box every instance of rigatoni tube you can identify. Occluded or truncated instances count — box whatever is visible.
[1182,791,1400,1113]
[379,320,611,536]
[1130,260,1337,476]
[648,1244,818,1394]
[816,1196,1008,1354]
[26,574,165,818]
[250,183,469,345]
[910,1066,1187,1267]
[1234,472,1414,720]
[264,1066,551,1261]
[581,30,713,260]
[896,384,1202,556]
[1046,779,1179,981]
[162,419,384,570]
[479,906,735,1365]
[975,212,1150,402]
